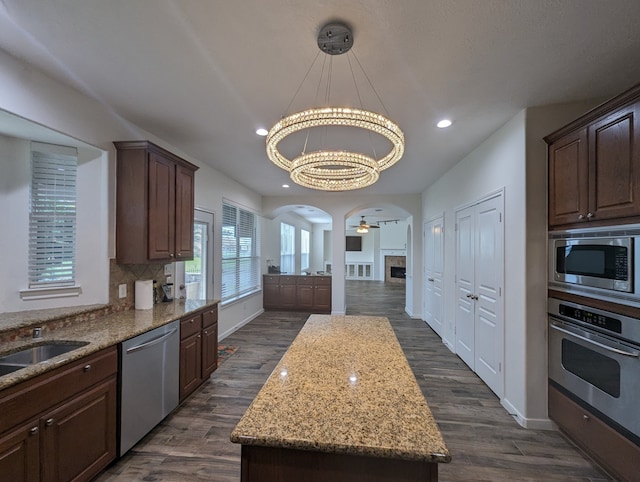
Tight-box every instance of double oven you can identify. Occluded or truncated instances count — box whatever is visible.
[548,225,640,443]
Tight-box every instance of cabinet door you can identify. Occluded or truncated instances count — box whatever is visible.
[148,152,176,260]
[41,378,116,482]
[263,283,280,310]
[0,420,39,482]
[548,128,589,226]
[180,333,202,401]
[280,284,297,309]
[588,102,640,221]
[313,285,331,312]
[296,284,314,310]
[202,322,218,379]
[175,164,195,260]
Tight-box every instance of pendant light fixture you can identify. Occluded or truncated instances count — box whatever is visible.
[265,22,405,191]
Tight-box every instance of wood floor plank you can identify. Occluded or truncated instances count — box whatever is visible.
[96,281,613,481]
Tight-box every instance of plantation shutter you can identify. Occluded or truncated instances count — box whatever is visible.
[29,142,78,287]
[221,200,260,302]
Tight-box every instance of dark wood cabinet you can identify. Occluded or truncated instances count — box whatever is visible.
[114,140,198,264]
[546,86,640,228]
[0,419,39,482]
[179,304,219,402]
[263,275,331,313]
[41,379,116,482]
[549,384,640,482]
[0,347,117,482]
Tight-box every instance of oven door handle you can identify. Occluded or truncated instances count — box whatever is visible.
[549,321,640,358]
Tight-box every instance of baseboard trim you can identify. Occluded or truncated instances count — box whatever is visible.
[219,309,264,341]
[501,398,555,430]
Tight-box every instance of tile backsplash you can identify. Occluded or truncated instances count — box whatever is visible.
[109,259,167,308]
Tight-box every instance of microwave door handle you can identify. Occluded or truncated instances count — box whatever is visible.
[549,322,640,358]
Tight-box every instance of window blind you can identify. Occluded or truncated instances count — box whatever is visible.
[222,201,260,302]
[28,142,78,287]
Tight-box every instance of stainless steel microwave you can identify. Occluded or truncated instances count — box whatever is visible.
[549,226,640,303]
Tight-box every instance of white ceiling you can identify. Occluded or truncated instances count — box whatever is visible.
[1,1,640,226]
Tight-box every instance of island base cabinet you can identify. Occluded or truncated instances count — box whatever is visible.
[0,420,39,482]
[41,378,117,482]
[240,445,438,482]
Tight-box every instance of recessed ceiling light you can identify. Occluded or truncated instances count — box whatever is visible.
[282,184,290,188]
[437,119,452,128]
[256,128,268,136]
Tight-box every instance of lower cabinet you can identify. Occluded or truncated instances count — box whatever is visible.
[549,384,640,481]
[179,303,219,402]
[263,275,331,313]
[0,346,117,482]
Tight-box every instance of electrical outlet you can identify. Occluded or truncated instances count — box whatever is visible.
[164,264,172,276]
[118,284,127,298]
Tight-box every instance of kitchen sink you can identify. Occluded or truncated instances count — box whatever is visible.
[0,341,90,375]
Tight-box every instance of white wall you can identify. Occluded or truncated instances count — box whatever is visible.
[0,48,264,339]
[422,102,598,428]
[0,135,109,313]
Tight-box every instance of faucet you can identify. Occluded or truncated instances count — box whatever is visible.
[32,327,43,339]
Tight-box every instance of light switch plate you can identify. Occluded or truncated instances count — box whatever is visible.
[118,284,127,298]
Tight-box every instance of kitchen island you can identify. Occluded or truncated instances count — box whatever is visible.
[231,314,450,482]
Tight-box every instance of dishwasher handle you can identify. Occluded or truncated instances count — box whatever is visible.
[125,328,178,355]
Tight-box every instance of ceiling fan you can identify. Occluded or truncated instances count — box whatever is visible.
[350,216,380,233]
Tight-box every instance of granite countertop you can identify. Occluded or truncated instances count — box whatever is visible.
[230,314,451,463]
[0,299,219,391]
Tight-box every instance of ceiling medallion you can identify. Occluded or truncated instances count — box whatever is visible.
[266,22,405,191]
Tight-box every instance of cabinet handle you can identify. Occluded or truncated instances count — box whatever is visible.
[30,426,38,435]
[578,214,585,220]
[466,293,472,298]
[170,253,174,258]
[83,364,91,372]
[204,330,208,335]
[177,253,181,257]
[587,212,593,219]
[45,418,54,426]
[197,334,201,339]
[583,414,590,421]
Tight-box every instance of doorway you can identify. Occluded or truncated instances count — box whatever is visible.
[185,209,214,300]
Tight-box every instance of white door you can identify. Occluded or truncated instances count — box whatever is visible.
[455,206,475,368]
[424,216,444,337]
[454,194,504,397]
[187,209,214,299]
[474,196,503,397]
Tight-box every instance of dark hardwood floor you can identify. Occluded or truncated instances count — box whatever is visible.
[97,281,612,481]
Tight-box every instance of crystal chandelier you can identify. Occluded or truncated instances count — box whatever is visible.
[266,22,405,191]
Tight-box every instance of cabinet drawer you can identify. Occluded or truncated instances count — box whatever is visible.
[202,305,218,328]
[549,384,640,481]
[0,346,117,434]
[180,313,203,339]
[263,275,280,285]
[314,276,331,285]
[296,277,314,286]
[280,276,297,285]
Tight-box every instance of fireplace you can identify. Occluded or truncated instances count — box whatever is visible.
[384,256,406,284]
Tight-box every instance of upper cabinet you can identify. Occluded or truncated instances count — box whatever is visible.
[115,141,199,264]
[546,85,640,228]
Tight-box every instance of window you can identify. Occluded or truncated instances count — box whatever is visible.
[280,223,295,275]
[222,201,260,303]
[28,142,78,287]
[301,229,310,271]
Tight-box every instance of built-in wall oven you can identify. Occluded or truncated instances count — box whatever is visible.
[548,298,640,442]
[549,225,640,306]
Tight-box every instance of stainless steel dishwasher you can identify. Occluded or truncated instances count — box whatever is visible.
[120,320,179,456]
